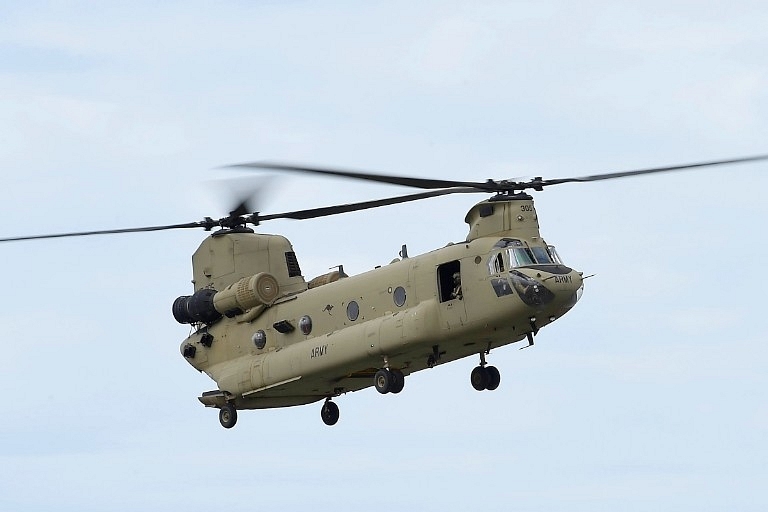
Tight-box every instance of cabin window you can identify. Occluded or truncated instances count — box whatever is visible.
[347,301,360,321]
[437,260,462,302]
[299,315,313,335]
[252,330,267,350]
[393,286,407,307]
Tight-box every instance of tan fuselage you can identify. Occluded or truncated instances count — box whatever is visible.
[180,196,583,409]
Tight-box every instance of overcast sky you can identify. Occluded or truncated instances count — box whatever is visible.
[2,2,767,511]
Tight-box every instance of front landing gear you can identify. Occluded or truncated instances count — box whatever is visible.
[219,403,237,429]
[470,365,501,391]
[321,400,340,426]
[470,349,501,391]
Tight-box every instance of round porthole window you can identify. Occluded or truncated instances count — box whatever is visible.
[393,286,406,307]
[347,301,359,321]
[299,315,312,335]
[252,330,267,350]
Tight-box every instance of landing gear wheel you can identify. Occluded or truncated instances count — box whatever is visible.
[390,369,405,394]
[485,366,501,391]
[219,404,237,429]
[374,368,394,394]
[471,366,490,391]
[321,401,339,426]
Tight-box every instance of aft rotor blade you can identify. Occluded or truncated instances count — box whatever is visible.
[228,162,499,191]
[258,187,480,221]
[0,221,207,243]
[538,154,768,188]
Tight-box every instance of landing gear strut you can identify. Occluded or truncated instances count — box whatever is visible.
[470,350,501,391]
[219,403,238,429]
[321,399,340,426]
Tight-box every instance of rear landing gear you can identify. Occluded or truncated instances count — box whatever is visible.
[321,400,340,426]
[486,366,501,390]
[391,369,405,394]
[219,403,237,428]
[374,368,405,394]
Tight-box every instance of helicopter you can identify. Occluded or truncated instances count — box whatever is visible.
[2,154,766,428]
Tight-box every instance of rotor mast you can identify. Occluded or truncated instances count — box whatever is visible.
[464,193,541,242]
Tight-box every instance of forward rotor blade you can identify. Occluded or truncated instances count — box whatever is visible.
[228,162,499,191]
[0,222,206,243]
[538,154,768,188]
[257,187,480,222]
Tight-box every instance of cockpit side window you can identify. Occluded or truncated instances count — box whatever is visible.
[488,252,505,274]
[547,245,563,264]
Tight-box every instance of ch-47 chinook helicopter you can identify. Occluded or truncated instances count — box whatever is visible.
[2,155,766,428]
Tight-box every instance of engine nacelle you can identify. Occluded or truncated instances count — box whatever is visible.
[213,272,280,316]
[172,272,280,324]
[172,288,220,325]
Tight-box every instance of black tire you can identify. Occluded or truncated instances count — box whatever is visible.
[485,366,501,391]
[321,401,340,426]
[219,404,237,429]
[374,368,393,394]
[390,369,405,394]
[470,366,490,391]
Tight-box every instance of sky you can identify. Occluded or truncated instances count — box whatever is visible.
[1,1,767,510]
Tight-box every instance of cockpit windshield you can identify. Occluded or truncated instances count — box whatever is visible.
[488,238,562,274]
[529,246,548,264]
[509,240,536,266]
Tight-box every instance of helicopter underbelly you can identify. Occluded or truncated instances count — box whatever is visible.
[230,329,531,410]
[219,303,565,410]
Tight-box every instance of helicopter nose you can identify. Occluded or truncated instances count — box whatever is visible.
[507,266,582,308]
[575,273,585,303]
[550,268,584,310]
